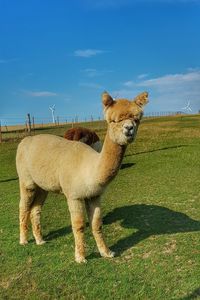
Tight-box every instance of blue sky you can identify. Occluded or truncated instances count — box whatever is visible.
[0,0,200,125]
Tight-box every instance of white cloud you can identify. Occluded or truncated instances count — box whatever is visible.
[25,90,57,97]
[81,68,113,77]
[0,58,18,64]
[118,70,200,112]
[74,49,105,58]
[137,71,200,87]
[124,80,135,87]
[137,73,149,79]
[142,71,200,111]
[123,71,200,89]
[123,73,149,87]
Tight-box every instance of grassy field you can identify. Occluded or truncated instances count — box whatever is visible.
[0,115,200,300]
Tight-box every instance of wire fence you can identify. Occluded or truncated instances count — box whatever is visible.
[0,110,194,143]
[0,113,107,142]
[0,114,103,127]
[0,111,185,127]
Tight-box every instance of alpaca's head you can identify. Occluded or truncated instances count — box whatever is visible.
[102,91,148,145]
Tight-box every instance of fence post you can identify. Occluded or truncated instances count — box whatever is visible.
[0,121,2,143]
[26,113,32,133]
[32,116,35,133]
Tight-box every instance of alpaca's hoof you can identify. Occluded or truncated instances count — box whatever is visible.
[101,250,115,258]
[75,256,87,264]
[36,240,46,245]
[108,251,115,258]
[20,240,28,245]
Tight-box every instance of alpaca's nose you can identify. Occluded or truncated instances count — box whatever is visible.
[123,124,134,136]
[124,124,134,131]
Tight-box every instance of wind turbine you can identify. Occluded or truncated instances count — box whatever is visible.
[49,104,56,124]
[181,101,192,113]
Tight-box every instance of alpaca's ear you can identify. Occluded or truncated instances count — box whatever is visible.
[133,91,149,108]
[102,91,114,108]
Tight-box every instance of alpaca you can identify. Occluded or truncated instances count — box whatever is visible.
[16,91,148,263]
[64,127,102,152]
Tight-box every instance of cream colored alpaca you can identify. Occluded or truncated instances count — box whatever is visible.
[16,91,148,263]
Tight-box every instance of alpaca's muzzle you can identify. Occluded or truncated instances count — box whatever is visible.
[123,124,134,137]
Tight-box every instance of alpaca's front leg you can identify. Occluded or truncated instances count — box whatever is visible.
[67,198,86,263]
[86,197,115,258]
[19,182,36,245]
[30,188,48,245]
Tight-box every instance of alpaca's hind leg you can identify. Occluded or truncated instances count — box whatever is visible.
[19,182,36,245]
[30,188,48,245]
[67,198,86,263]
[85,197,115,258]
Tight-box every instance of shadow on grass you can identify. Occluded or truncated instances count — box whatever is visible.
[44,221,92,241]
[103,204,200,255]
[44,226,72,241]
[120,163,135,170]
[180,287,200,300]
[43,203,200,261]
[125,144,190,157]
[0,177,18,183]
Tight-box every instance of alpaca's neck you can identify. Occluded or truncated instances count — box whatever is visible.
[97,131,126,186]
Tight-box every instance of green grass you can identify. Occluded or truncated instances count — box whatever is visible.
[0,115,200,299]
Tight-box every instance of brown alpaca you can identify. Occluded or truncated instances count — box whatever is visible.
[64,127,102,152]
[16,91,148,263]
